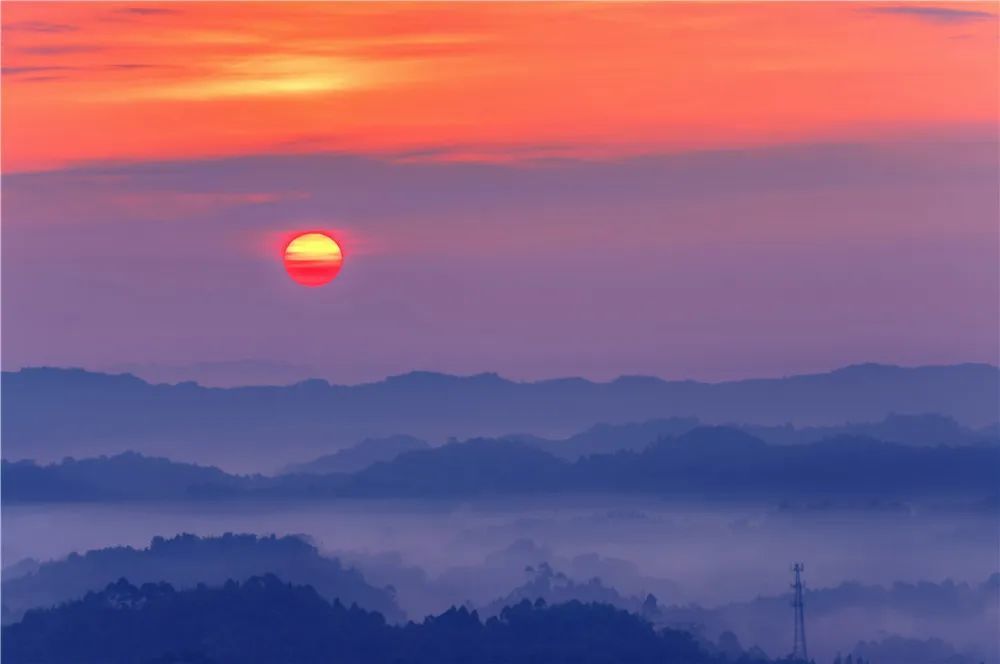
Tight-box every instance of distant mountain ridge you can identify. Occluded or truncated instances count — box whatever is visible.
[743,412,999,448]
[5,428,997,504]
[519,412,999,460]
[4,363,997,471]
[283,413,998,474]
[0,452,251,502]
[284,435,431,475]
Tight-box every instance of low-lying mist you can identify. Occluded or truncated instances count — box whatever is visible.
[4,497,996,663]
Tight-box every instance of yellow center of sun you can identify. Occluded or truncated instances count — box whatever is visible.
[285,233,343,262]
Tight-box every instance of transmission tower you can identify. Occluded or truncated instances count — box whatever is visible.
[791,563,808,661]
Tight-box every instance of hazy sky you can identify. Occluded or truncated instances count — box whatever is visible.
[2,2,997,384]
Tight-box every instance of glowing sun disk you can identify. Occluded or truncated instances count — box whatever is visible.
[283,232,344,287]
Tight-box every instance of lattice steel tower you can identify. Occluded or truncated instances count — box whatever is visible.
[791,563,808,661]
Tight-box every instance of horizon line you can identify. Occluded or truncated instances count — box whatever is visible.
[3,360,997,391]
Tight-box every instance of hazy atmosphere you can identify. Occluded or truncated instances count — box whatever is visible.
[2,3,997,664]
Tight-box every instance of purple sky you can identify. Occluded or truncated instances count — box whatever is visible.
[3,135,998,385]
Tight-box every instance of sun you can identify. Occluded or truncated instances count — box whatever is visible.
[283,232,344,287]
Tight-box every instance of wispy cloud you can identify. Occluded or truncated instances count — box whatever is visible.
[3,63,158,78]
[19,75,70,84]
[110,7,181,17]
[2,2,996,172]
[19,44,103,56]
[867,5,995,23]
[2,65,71,76]
[3,20,77,33]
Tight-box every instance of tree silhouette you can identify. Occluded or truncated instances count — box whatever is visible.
[3,575,794,664]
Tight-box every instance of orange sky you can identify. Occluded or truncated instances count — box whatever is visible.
[2,2,997,172]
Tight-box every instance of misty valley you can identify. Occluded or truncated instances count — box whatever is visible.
[3,501,997,664]
[2,366,998,664]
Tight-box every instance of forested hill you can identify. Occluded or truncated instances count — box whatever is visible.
[2,574,789,664]
[4,428,997,503]
[1,533,402,625]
